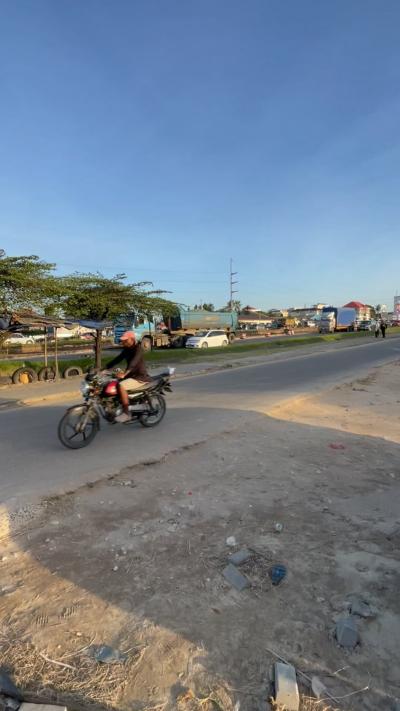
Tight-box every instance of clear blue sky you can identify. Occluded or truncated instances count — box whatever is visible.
[1,1,399,310]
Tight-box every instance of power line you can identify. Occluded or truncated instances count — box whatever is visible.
[55,261,225,276]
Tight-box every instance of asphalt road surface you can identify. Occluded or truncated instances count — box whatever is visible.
[1,337,399,509]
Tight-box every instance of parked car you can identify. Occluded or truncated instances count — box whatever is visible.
[186,330,229,348]
[361,320,372,331]
[358,320,373,331]
[6,333,35,345]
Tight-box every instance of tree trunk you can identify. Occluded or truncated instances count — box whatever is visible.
[95,329,102,370]
[0,331,10,350]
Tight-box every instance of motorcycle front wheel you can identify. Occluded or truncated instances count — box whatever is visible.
[58,405,99,449]
[139,393,166,428]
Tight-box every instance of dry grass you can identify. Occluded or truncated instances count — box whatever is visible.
[0,625,143,710]
[300,699,339,711]
[269,689,340,711]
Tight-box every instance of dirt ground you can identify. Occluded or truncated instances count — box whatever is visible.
[1,363,399,711]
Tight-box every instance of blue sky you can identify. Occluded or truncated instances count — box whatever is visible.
[1,1,399,310]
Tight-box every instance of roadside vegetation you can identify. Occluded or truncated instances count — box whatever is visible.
[1,328,398,379]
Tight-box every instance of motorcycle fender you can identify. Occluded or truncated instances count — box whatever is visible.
[65,403,101,428]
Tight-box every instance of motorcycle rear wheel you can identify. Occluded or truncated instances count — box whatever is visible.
[139,393,166,428]
[58,405,99,449]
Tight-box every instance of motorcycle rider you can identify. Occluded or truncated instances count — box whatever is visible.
[105,331,151,423]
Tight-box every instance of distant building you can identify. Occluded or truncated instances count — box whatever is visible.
[287,304,326,320]
[343,301,371,320]
[238,306,273,329]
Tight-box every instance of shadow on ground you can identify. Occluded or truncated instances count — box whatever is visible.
[1,403,400,711]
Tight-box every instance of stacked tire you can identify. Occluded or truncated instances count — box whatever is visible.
[11,367,38,385]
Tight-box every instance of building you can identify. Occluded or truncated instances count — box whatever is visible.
[287,304,326,320]
[238,306,273,329]
[343,301,371,320]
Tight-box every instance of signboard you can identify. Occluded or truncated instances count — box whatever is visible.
[394,297,400,318]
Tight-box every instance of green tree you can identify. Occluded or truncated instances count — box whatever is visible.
[202,303,215,312]
[221,300,241,312]
[59,272,176,367]
[0,253,62,347]
[0,253,59,312]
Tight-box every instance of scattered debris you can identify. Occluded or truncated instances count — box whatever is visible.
[311,675,329,699]
[39,653,76,671]
[274,522,283,533]
[20,705,67,711]
[228,548,252,566]
[2,698,21,711]
[0,672,22,700]
[88,644,127,664]
[226,536,236,547]
[274,662,299,711]
[349,597,375,618]
[336,616,359,648]
[269,564,287,586]
[222,563,250,591]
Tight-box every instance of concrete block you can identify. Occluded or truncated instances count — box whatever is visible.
[336,616,359,648]
[274,662,299,711]
[222,563,250,591]
[228,548,252,566]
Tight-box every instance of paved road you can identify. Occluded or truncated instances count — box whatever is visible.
[1,337,398,509]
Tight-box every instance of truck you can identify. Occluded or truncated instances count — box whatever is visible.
[319,307,357,333]
[114,307,238,351]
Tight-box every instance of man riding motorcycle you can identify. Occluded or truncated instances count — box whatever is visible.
[105,331,151,422]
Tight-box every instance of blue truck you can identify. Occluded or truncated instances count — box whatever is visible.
[319,306,357,333]
[114,307,238,350]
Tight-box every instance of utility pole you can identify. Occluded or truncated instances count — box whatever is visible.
[229,258,238,309]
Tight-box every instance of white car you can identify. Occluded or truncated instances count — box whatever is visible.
[6,333,35,345]
[186,330,229,348]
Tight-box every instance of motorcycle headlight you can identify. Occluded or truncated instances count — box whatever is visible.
[80,381,90,396]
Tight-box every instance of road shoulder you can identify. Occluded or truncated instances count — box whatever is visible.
[1,362,399,711]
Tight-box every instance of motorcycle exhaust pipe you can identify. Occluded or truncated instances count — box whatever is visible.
[128,404,149,412]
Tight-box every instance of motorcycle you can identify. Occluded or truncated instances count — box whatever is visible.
[58,367,175,449]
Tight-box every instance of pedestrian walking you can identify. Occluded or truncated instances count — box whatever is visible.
[380,320,387,338]
[375,320,380,338]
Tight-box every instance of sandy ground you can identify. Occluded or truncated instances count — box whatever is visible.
[0,363,399,711]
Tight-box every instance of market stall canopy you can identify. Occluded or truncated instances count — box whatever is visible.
[69,319,112,331]
[0,309,74,331]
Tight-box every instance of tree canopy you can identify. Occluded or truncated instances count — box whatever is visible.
[0,254,59,313]
[0,253,177,365]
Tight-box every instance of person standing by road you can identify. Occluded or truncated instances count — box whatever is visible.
[375,320,381,338]
[380,320,387,338]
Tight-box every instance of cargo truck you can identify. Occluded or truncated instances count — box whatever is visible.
[319,307,357,333]
[114,307,238,351]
